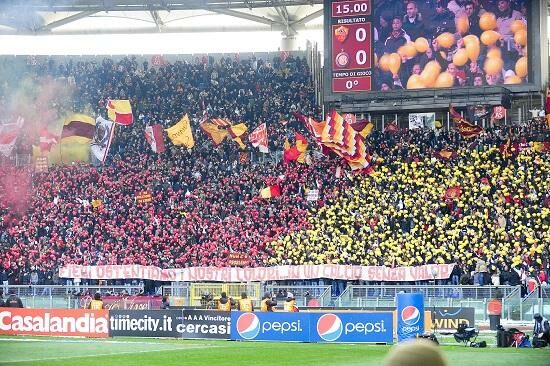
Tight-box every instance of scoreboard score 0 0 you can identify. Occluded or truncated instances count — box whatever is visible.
[328,0,373,93]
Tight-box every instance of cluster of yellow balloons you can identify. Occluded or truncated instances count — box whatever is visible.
[268,147,550,270]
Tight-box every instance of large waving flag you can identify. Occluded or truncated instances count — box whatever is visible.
[91,116,116,166]
[260,185,281,199]
[40,113,95,164]
[201,121,228,146]
[61,114,95,143]
[107,99,133,125]
[248,123,269,153]
[228,123,248,149]
[144,124,166,153]
[449,104,484,138]
[283,138,300,163]
[295,132,308,164]
[351,120,375,138]
[165,114,195,149]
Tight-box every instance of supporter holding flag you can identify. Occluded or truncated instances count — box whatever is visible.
[449,104,484,138]
[144,124,166,153]
[295,132,309,164]
[107,99,133,125]
[248,122,269,153]
[165,114,194,149]
[228,123,248,149]
[91,116,115,166]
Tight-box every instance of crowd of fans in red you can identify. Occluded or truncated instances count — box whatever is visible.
[0,54,549,288]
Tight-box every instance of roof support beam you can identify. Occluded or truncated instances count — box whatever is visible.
[149,10,165,31]
[290,8,322,26]
[211,8,281,26]
[41,11,99,31]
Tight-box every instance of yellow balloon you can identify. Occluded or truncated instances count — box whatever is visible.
[514,29,527,46]
[456,16,469,34]
[406,74,425,89]
[463,34,479,46]
[479,12,497,31]
[436,32,455,48]
[379,53,390,71]
[510,20,526,34]
[486,47,501,59]
[435,120,443,129]
[415,37,429,53]
[504,75,522,84]
[484,57,503,75]
[464,39,480,61]
[453,48,469,66]
[389,52,401,75]
[403,42,417,58]
[435,72,454,87]
[480,30,501,46]
[421,61,441,87]
[515,56,528,78]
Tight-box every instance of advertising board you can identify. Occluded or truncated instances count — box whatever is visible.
[0,308,109,338]
[230,311,393,343]
[109,310,231,339]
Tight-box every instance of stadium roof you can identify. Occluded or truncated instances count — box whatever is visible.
[0,0,324,36]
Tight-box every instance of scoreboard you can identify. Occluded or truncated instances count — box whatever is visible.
[327,0,373,93]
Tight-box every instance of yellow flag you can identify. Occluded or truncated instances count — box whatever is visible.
[165,114,195,148]
[200,121,228,146]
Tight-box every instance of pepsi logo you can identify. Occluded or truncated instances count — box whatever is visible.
[401,306,420,326]
[236,312,260,340]
[317,313,343,342]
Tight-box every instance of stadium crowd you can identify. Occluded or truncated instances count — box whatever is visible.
[0,54,549,293]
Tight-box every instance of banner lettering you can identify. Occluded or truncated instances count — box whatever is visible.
[59,264,455,282]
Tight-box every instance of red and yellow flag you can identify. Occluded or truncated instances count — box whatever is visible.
[449,104,483,138]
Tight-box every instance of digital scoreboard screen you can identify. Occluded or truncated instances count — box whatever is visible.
[325,0,533,99]
[329,0,373,93]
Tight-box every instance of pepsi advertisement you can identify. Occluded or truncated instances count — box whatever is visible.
[231,312,310,342]
[231,311,393,343]
[396,293,424,342]
[310,312,393,343]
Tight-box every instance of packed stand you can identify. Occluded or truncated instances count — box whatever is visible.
[0,54,549,291]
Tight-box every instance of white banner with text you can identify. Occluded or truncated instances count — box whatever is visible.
[59,263,455,282]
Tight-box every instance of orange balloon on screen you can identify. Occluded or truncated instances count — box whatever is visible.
[510,20,526,34]
[421,61,441,87]
[379,54,390,71]
[453,48,469,66]
[435,72,454,88]
[480,30,501,46]
[515,56,528,78]
[514,29,527,46]
[479,12,497,31]
[407,74,425,89]
[465,41,480,61]
[436,32,455,48]
[389,53,402,75]
[403,42,417,58]
[484,57,503,76]
[456,16,470,34]
[504,75,522,84]
[415,37,429,53]
[486,47,501,59]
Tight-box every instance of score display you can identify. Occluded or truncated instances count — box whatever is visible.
[328,0,372,93]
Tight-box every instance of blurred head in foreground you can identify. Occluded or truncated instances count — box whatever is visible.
[383,339,447,366]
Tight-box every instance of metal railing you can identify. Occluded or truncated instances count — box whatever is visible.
[264,285,332,307]
[519,285,550,321]
[337,285,522,321]
[2,285,144,309]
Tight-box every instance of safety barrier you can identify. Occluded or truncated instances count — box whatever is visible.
[189,282,261,307]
